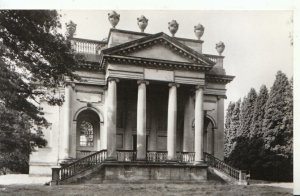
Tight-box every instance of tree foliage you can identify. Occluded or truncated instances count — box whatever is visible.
[0,103,47,174]
[0,10,79,173]
[224,71,293,181]
[250,85,269,138]
[239,88,257,137]
[224,102,235,158]
[224,100,241,158]
[0,10,79,126]
[262,71,292,154]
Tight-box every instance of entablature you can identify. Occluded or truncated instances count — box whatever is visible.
[102,55,212,72]
[206,74,234,84]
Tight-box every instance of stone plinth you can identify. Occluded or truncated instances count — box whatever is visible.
[99,162,208,183]
[58,162,208,185]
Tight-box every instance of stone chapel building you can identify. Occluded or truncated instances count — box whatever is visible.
[29,12,237,183]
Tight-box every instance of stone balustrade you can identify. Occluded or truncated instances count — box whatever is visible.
[203,54,224,68]
[114,150,196,163]
[178,152,195,163]
[117,150,137,162]
[52,150,107,184]
[71,38,106,54]
[76,150,97,159]
[204,152,248,184]
[147,151,168,162]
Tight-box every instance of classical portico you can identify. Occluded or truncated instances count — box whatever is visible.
[29,13,235,183]
[99,29,216,164]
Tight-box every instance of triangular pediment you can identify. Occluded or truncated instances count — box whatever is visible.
[129,44,191,63]
[101,32,214,66]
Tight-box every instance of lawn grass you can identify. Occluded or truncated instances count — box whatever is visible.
[0,183,293,196]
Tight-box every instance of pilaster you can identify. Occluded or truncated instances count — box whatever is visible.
[59,83,74,161]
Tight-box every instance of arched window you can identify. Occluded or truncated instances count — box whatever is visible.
[79,121,94,147]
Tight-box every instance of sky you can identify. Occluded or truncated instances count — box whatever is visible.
[60,10,293,109]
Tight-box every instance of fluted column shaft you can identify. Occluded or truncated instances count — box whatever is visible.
[167,83,179,161]
[137,80,148,160]
[195,86,204,163]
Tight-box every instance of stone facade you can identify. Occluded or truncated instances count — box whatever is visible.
[29,27,234,176]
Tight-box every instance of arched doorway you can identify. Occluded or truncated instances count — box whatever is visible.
[76,110,100,158]
[203,117,215,155]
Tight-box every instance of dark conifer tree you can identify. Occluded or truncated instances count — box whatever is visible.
[224,102,235,158]
[239,88,257,137]
[284,77,293,154]
[263,71,291,152]
[226,99,241,157]
[250,85,269,138]
[262,71,293,181]
[226,71,293,181]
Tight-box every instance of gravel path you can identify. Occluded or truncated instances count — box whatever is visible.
[0,174,51,185]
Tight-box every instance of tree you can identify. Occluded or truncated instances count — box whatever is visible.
[261,71,293,181]
[263,71,292,153]
[0,103,46,174]
[224,102,235,158]
[0,10,80,173]
[250,85,269,138]
[225,99,241,159]
[0,10,80,126]
[284,77,293,154]
[239,88,257,137]
[225,71,293,181]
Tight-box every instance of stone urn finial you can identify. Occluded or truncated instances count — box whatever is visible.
[168,20,179,37]
[108,11,120,28]
[137,15,148,32]
[194,24,205,40]
[65,20,77,38]
[216,41,225,55]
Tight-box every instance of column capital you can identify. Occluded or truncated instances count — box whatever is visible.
[137,80,149,85]
[65,82,75,89]
[168,83,180,88]
[107,77,120,83]
[195,84,205,90]
[217,95,226,100]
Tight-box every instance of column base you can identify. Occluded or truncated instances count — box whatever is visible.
[194,160,205,165]
[135,159,147,162]
[105,156,118,162]
[58,158,76,167]
[166,159,178,163]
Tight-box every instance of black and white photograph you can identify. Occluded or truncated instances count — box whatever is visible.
[0,1,297,195]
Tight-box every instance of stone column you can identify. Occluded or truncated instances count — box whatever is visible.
[101,87,108,150]
[136,80,148,160]
[106,78,119,160]
[183,94,194,152]
[167,83,179,161]
[61,84,72,160]
[124,112,133,150]
[206,123,214,155]
[194,86,204,164]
